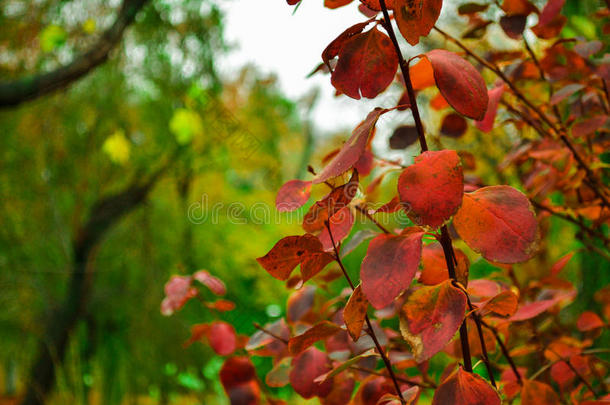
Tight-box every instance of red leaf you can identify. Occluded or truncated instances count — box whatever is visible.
[475,83,505,132]
[276,180,312,212]
[287,285,316,323]
[160,275,197,316]
[325,0,355,8]
[304,171,359,232]
[453,185,539,263]
[220,357,256,390]
[320,373,356,405]
[577,311,604,331]
[510,299,557,321]
[184,323,209,347]
[359,0,395,11]
[220,357,260,405]
[537,0,565,27]
[398,150,464,228]
[315,109,387,184]
[207,321,237,356]
[478,290,519,317]
[289,347,334,399]
[256,234,326,280]
[352,376,396,405]
[521,380,559,405]
[301,250,336,282]
[344,284,369,341]
[322,21,373,69]
[394,0,443,46]
[317,207,355,251]
[361,229,425,309]
[572,115,608,138]
[425,50,489,120]
[399,280,467,362]
[193,270,226,295]
[432,367,501,405]
[500,14,527,39]
[550,251,574,275]
[331,27,398,99]
[288,321,342,355]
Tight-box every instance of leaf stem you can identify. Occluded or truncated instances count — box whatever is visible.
[355,204,391,234]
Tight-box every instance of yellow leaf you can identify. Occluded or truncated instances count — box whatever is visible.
[103,130,131,165]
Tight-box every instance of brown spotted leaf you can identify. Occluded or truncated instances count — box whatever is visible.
[331,27,398,99]
[432,367,501,405]
[361,229,425,309]
[394,0,443,46]
[256,234,326,281]
[398,150,464,228]
[425,50,489,120]
[399,280,467,362]
[453,185,539,263]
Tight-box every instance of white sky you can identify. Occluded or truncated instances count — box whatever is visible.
[217,0,392,134]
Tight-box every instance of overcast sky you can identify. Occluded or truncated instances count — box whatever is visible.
[217,0,392,134]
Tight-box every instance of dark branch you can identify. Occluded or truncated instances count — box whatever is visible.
[0,0,149,108]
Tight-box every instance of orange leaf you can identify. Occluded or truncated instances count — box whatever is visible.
[304,171,359,232]
[521,380,559,405]
[394,0,443,46]
[453,185,539,263]
[275,180,312,212]
[577,311,604,331]
[344,284,369,341]
[419,243,469,286]
[479,290,519,317]
[256,234,326,280]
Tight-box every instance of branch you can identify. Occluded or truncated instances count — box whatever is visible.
[0,0,150,108]
[480,319,523,384]
[377,0,474,373]
[325,220,406,404]
[355,204,391,234]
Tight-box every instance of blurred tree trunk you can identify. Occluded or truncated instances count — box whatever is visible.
[21,166,169,405]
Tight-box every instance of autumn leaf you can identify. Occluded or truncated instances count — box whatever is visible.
[304,171,359,232]
[475,83,505,132]
[425,50,489,120]
[289,347,334,399]
[394,0,443,46]
[344,284,369,341]
[432,367,501,405]
[317,207,355,251]
[359,0,395,11]
[322,21,373,70]
[453,185,539,263]
[288,321,342,355]
[576,311,604,332]
[193,269,226,295]
[331,27,398,99]
[397,150,464,228]
[521,380,559,405]
[419,243,469,286]
[478,290,519,317]
[207,321,237,356]
[276,180,312,212]
[361,228,425,309]
[325,0,355,8]
[399,280,467,362]
[256,234,328,281]
[315,110,388,183]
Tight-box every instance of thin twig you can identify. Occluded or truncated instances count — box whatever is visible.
[480,319,522,384]
[253,323,289,345]
[465,299,497,388]
[325,220,406,404]
[355,204,391,234]
[349,365,436,389]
